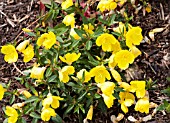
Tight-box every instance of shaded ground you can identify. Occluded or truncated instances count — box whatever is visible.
[0,0,170,122]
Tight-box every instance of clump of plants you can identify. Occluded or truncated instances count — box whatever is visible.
[0,0,152,122]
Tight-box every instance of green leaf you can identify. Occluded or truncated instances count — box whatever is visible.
[77,91,87,102]
[167,77,170,81]
[161,87,170,96]
[26,32,36,37]
[74,106,80,114]
[74,28,85,38]
[72,40,80,48]
[45,67,52,77]
[24,106,34,114]
[9,95,15,105]
[54,23,69,36]
[30,112,41,119]
[48,75,57,82]
[51,114,63,123]
[79,105,85,114]
[3,119,8,123]
[157,104,165,111]
[25,96,39,103]
[31,118,38,123]
[57,36,64,43]
[86,40,92,50]
[109,14,116,26]
[111,32,122,37]
[94,93,101,99]
[64,104,74,117]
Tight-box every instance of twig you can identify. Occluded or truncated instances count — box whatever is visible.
[13,63,25,75]
[160,3,165,20]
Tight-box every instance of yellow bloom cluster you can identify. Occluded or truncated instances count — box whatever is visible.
[41,93,63,121]
[118,81,149,113]
[61,0,73,10]
[97,0,117,12]
[59,52,81,65]
[37,31,56,49]
[63,13,75,28]
[59,66,75,83]
[5,106,18,123]
[98,82,116,108]
[83,23,94,35]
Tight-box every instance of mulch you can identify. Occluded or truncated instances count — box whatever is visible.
[0,0,170,122]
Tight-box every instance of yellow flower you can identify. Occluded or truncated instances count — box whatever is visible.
[86,105,93,120]
[96,33,119,52]
[97,82,115,96]
[135,97,149,114]
[108,54,117,68]
[126,27,143,48]
[118,82,131,91]
[37,32,56,49]
[102,94,115,108]
[1,45,18,63]
[113,22,126,35]
[63,13,75,28]
[12,102,25,109]
[22,44,34,62]
[90,65,111,83]
[119,92,135,113]
[42,94,64,109]
[5,106,18,123]
[41,107,56,121]
[59,52,81,65]
[30,66,46,80]
[114,50,134,70]
[97,0,117,12]
[110,69,122,82]
[83,23,94,34]
[16,40,30,52]
[59,66,75,83]
[61,0,73,10]
[22,90,32,98]
[77,69,91,82]
[0,84,5,100]
[129,46,141,58]
[112,41,122,54]
[129,81,146,98]
[70,28,81,40]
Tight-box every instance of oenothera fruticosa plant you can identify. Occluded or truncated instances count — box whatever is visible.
[0,0,150,122]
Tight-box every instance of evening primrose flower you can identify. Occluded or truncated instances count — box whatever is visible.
[86,105,93,120]
[135,97,149,114]
[119,92,135,113]
[114,50,135,70]
[22,44,34,62]
[108,54,117,68]
[0,84,5,100]
[59,52,81,65]
[30,66,46,80]
[96,33,119,52]
[90,65,111,83]
[16,40,29,52]
[83,23,94,34]
[110,69,122,82]
[37,32,56,49]
[118,82,131,91]
[126,27,143,48]
[63,13,75,28]
[102,94,115,108]
[129,46,141,58]
[5,106,18,123]
[113,22,126,36]
[42,94,64,109]
[1,45,18,63]
[70,28,81,40]
[59,66,75,83]
[97,0,117,12]
[77,69,91,82]
[41,107,56,121]
[97,82,115,96]
[129,81,146,98]
[61,0,73,10]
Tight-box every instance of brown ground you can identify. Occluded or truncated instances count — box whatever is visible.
[0,0,170,122]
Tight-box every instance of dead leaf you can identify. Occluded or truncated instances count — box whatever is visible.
[146,4,152,13]
[149,102,158,108]
[116,113,124,121]
[40,0,51,5]
[54,0,63,3]
[110,115,118,123]
[142,115,152,122]
[149,31,154,41]
[128,116,138,122]
[152,28,164,33]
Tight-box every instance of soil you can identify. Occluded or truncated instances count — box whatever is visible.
[0,0,170,123]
